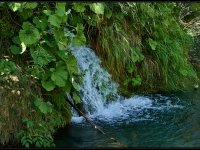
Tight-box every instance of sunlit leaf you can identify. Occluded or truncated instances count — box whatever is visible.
[55,2,66,17]
[8,3,21,12]
[21,42,26,54]
[48,14,62,27]
[90,3,104,15]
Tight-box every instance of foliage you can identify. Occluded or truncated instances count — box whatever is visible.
[85,2,198,93]
[0,2,80,147]
[0,1,199,148]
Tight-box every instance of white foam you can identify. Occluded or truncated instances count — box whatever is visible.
[69,46,184,124]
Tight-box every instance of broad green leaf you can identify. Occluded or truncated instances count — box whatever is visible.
[8,3,21,12]
[72,92,81,104]
[51,65,68,87]
[9,45,21,54]
[48,14,62,27]
[33,17,48,30]
[90,3,104,15]
[72,3,86,13]
[30,47,54,66]
[41,80,55,91]
[56,2,66,17]
[148,38,157,50]
[19,22,40,45]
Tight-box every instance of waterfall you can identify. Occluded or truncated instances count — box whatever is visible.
[69,46,184,124]
[70,46,121,115]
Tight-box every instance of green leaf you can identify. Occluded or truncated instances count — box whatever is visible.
[90,3,104,15]
[23,2,38,9]
[41,80,55,91]
[66,54,79,75]
[72,24,86,46]
[33,17,48,30]
[63,79,72,92]
[9,45,21,54]
[43,9,51,16]
[48,14,62,27]
[72,3,86,13]
[8,3,21,12]
[72,92,81,104]
[148,38,157,50]
[132,75,142,86]
[53,28,68,50]
[33,97,41,107]
[55,2,66,17]
[39,103,48,114]
[0,59,16,74]
[127,66,135,73]
[57,50,68,61]
[72,79,80,91]
[19,22,40,45]
[30,46,54,66]
[12,36,21,45]
[34,98,52,114]
[51,64,68,87]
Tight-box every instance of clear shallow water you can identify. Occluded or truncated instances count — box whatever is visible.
[54,90,200,148]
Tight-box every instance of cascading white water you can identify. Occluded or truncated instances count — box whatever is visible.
[70,46,121,115]
[69,46,184,124]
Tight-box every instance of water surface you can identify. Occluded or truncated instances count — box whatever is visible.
[54,89,200,148]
